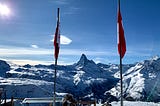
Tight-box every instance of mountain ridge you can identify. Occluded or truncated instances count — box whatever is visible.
[0,54,160,102]
[108,55,160,102]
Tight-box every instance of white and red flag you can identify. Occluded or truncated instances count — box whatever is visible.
[117,9,126,58]
[54,9,60,60]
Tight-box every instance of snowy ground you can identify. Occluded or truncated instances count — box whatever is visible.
[96,101,160,106]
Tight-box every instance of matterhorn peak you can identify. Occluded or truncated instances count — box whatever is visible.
[77,54,89,66]
[75,54,98,69]
[79,54,88,62]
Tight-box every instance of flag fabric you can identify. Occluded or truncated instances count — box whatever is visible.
[54,16,60,59]
[117,9,126,58]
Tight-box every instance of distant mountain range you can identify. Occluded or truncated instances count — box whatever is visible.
[0,54,160,102]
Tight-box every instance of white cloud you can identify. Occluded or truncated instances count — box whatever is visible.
[0,45,151,58]
[94,57,118,64]
[54,0,68,5]
[0,48,51,56]
[60,35,72,44]
[51,35,72,45]
[0,45,155,65]
[60,49,117,56]
[0,46,116,57]
[4,59,75,65]
[94,57,104,64]
[31,44,39,49]
[64,7,80,15]
[8,59,52,65]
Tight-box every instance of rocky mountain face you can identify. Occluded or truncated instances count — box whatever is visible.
[108,56,160,102]
[0,60,10,77]
[0,55,160,102]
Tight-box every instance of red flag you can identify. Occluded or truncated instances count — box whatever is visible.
[117,9,126,58]
[54,9,60,59]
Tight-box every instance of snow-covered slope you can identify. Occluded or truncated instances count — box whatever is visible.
[0,77,54,98]
[110,101,160,106]
[108,56,160,102]
[0,54,119,101]
[1,54,160,103]
[95,101,160,106]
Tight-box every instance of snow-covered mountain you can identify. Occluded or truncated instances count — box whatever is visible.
[0,54,118,101]
[108,56,160,102]
[0,54,160,103]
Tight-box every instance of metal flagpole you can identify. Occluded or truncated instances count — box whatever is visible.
[53,8,60,106]
[120,54,123,106]
[53,58,58,106]
[118,0,123,106]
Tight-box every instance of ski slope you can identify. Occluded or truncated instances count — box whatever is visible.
[111,101,159,106]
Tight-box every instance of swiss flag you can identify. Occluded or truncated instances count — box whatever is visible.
[54,12,60,59]
[117,9,126,58]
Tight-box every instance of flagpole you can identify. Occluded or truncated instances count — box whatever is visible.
[53,58,58,106]
[120,54,123,106]
[53,8,60,106]
[118,0,120,10]
[118,0,123,106]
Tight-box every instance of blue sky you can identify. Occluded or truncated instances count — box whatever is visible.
[0,0,160,65]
